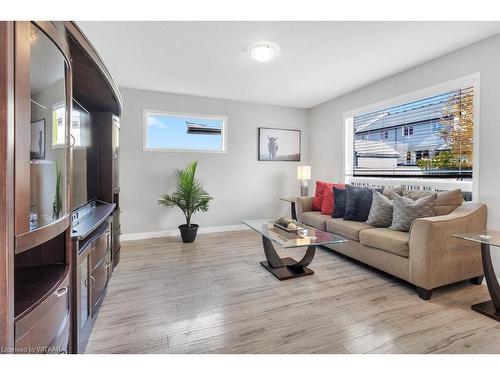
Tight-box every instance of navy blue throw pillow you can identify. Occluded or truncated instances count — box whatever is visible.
[332,187,346,218]
[344,185,383,222]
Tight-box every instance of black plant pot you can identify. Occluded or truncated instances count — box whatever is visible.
[179,224,199,243]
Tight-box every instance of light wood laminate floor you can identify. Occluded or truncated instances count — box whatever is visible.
[86,230,500,354]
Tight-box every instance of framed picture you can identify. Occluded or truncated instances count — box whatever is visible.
[30,119,45,159]
[258,127,301,161]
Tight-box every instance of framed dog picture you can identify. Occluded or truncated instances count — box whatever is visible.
[258,127,301,161]
[30,119,46,159]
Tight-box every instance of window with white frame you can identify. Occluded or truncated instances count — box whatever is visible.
[143,111,226,152]
[52,104,66,147]
[344,81,477,200]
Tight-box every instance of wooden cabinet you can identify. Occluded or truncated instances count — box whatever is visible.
[14,271,70,353]
[0,21,122,354]
[73,217,112,353]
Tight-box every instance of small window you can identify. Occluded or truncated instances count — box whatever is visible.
[52,104,66,147]
[402,126,413,137]
[144,111,226,152]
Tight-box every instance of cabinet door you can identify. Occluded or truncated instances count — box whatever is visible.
[90,257,111,315]
[90,222,111,270]
[15,22,71,235]
[80,255,90,332]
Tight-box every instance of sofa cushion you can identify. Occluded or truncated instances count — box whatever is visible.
[366,190,394,228]
[321,183,345,215]
[311,181,327,211]
[301,211,328,230]
[344,185,384,222]
[390,193,437,232]
[435,189,463,215]
[326,218,374,241]
[359,228,410,258]
[402,188,462,216]
[383,186,404,199]
[332,186,347,218]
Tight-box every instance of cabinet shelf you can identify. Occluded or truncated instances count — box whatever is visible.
[14,264,67,318]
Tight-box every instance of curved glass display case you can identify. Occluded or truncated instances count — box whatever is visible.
[28,23,68,231]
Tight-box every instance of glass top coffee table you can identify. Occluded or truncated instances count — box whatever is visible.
[242,219,347,280]
[453,230,500,321]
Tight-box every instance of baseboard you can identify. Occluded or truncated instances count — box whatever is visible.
[121,224,250,241]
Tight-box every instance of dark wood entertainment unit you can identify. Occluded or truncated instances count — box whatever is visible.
[0,21,122,353]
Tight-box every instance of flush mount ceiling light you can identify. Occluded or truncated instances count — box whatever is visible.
[248,42,280,62]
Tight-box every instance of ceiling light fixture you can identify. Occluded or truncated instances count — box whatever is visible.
[248,42,280,62]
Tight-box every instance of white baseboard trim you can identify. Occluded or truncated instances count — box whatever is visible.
[121,224,250,241]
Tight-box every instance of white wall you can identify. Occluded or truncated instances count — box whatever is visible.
[119,88,309,238]
[309,33,500,271]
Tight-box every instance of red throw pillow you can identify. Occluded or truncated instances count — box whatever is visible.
[311,181,327,211]
[321,183,345,215]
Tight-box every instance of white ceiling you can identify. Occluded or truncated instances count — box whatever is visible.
[77,21,500,109]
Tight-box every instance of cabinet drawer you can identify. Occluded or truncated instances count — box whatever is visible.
[51,310,70,354]
[91,227,111,270]
[15,272,70,353]
[91,255,111,313]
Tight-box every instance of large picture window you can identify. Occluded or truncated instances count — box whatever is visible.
[143,110,226,153]
[352,86,474,179]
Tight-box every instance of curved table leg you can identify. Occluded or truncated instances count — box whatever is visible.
[261,236,315,280]
[287,246,316,272]
[472,243,500,321]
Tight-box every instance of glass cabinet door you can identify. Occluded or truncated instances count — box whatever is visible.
[29,23,68,231]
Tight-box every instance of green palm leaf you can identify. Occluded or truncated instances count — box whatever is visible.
[158,161,213,227]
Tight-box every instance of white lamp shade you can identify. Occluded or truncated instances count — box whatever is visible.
[297,166,311,180]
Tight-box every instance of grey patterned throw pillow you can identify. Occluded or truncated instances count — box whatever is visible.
[390,193,437,232]
[366,190,393,228]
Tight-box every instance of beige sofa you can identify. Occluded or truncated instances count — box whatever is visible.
[297,191,486,300]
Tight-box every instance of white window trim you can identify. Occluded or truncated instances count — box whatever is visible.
[143,109,228,153]
[52,102,66,149]
[343,73,480,200]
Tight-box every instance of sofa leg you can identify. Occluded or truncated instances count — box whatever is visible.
[416,287,432,300]
[470,276,484,285]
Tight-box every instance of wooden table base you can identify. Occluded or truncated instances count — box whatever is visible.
[472,243,500,321]
[472,300,500,322]
[261,236,316,281]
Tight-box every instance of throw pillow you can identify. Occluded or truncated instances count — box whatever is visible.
[383,186,404,199]
[390,193,437,232]
[311,181,326,211]
[366,190,394,228]
[344,185,384,222]
[321,183,345,215]
[332,186,346,218]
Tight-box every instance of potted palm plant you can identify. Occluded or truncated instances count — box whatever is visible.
[158,161,213,243]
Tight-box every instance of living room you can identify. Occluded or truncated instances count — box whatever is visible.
[2,0,500,373]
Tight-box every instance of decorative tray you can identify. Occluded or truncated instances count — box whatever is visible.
[272,219,304,233]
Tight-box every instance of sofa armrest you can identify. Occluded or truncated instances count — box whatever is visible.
[296,197,314,223]
[408,202,486,290]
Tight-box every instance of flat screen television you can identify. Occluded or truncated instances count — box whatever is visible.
[71,101,99,210]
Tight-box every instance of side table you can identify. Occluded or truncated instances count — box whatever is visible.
[453,230,500,322]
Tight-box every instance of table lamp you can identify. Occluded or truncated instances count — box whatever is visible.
[297,166,311,197]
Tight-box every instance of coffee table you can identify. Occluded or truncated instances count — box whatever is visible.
[242,219,347,280]
[453,230,500,321]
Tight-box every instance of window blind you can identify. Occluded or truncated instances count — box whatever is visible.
[352,86,474,179]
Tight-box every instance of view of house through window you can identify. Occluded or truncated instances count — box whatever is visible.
[351,86,474,180]
[144,111,226,152]
[52,104,66,147]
